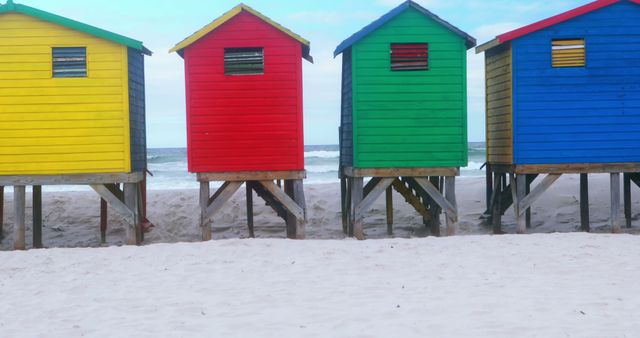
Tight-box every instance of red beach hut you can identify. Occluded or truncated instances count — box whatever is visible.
[171,4,312,240]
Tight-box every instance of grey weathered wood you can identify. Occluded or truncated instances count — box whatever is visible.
[363,178,382,198]
[345,178,353,236]
[414,177,456,217]
[428,176,441,237]
[341,178,347,234]
[293,179,306,239]
[0,185,4,239]
[197,171,306,182]
[492,173,503,234]
[525,176,532,229]
[354,178,395,218]
[611,173,621,233]
[14,185,26,250]
[444,176,457,236]
[580,174,590,232]
[284,180,296,239]
[350,178,364,240]
[90,184,134,224]
[258,180,304,222]
[0,172,143,185]
[624,174,632,228]
[485,164,493,212]
[386,186,393,236]
[203,181,243,227]
[32,185,43,249]
[246,182,254,238]
[200,182,212,241]
[516,174,527,234]
[518,174,562,215]
[100,198,108,243]
[124,183,140,245]
[392,179,431,221]
[344,167,459,178]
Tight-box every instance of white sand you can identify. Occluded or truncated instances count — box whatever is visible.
[1,175,639,250]
[1,234,640,337]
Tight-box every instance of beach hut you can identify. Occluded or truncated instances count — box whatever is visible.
[334,0,475,239]
[0,0,151,249]
[170,4,312,240]
[477,0,640,234]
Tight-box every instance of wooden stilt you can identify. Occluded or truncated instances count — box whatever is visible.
[345,177,352,236]
[124,183,140,245]
[580,174,590,232]
[32,185,42,248]
[492,173,503,234]
[611,173,621,233]
[525,176,531,229]
[486,164,493,212]
[14,185,26,250]
[100,198,108,243]
[200,182,212,241]
[350,177,364,240]
[0,185,3,240]
[246,182,254,238]
[341,177,347,234]
[284,180,296,239]
[428,176,441,236]
[516,174,527,234]
[136,184,144,242]
[292,179,306,239]
[386,186,393,235]
[624,173,632,228]
[444,176,457,236]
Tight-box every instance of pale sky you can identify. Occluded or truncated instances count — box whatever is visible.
[15,0,589,147]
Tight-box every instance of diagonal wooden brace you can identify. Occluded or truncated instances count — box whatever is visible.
[354,178,395,220]
[259,180,305,221]
[517,174,562,216]
[90,184,134,224]
[202,181,243,225]
[414,177,457,222]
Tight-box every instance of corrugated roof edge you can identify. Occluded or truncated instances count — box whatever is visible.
[0,1,152,55]
[334,0,476,57]
[169,3,313,63]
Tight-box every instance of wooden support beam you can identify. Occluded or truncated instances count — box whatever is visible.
[341,178,347,234]
[14,185,26,250]
[580,174,590,232]
[203,181,243,229]
[344,167,459,178]
[391,179,430,220]
[200,182,212,241]
[0,172,143,186]
[525,176,532,229]
[284,179,306,239]
[90,185,134,224]
[363,178,382,198]
[428,176,441,237]
[197,171,306,182]
[611,173,621,233]
[386,186,393,236]
[354,178,395,219]
[32,185,42,249]
[413,178,456,219]
[104,184,124,202]
[515,174,527,234]
[444,177,457,236]
[350,178,364,239]
[624,173,632,228]
[0,186,4,240]
[100,198,108,243]
[345,178,352,236]
[492,173,503,234]
[629,173,640,188]
[259,180,304,222]
[284,180,296,239]
[124,183,140,245]
[518,174,562,215]
[486,164,493,212]
[246,182,255,238]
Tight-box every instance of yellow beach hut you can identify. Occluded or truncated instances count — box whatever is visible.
[0,0,151,249]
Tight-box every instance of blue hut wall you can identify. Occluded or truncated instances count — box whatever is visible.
[512,1,640,165]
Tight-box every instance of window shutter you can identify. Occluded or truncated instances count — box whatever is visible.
[391,43,429,71]
[52,47,87,78]
[224,47,264,75]
[552,39,585,68]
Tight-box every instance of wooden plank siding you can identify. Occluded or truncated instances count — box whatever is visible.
[485,43,513,164]
[128,48,146,172]
[0,13,131,175]
[183,11,304,173]
[512,1,640,165]
[351,8,467,168]
[340,48,353,167]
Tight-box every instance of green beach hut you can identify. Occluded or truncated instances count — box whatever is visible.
[334,0,475,239]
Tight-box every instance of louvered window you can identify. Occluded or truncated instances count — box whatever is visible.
[52,47,87,78]
[391,43,428,71]
[224,47,264,75]
[552,39,585,68]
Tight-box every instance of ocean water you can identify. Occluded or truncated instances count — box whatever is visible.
[146,144,486,190]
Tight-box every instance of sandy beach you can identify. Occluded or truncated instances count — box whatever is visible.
[1,174,640,250]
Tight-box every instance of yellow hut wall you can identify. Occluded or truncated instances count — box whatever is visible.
[485,43,513,164]
[0,13,131,175]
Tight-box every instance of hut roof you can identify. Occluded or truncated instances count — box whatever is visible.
[170,3,313,62]
[477,0,640,53]
[334,0,476,57]
[0,0,151,55]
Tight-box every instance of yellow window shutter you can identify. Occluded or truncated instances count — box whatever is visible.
[552,39,585,68]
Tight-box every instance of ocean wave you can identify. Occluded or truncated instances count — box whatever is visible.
[306,164,339,174]
[462,161,484,170]
[304,150,339,159]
